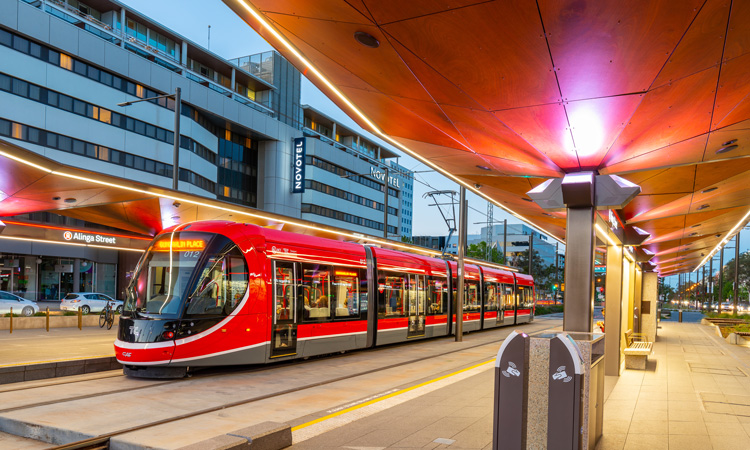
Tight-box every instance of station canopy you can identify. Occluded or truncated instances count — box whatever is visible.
[219,0,750,276]
[3,1,750,277]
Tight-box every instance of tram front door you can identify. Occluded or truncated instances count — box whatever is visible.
[272,261,298,357]
[407,274,426,338]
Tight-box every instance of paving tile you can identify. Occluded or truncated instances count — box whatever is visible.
[709,434,750,450]
[669,410,704,422]
[668,420,708,435]
[707,422,748,436]
[602,420,630,435]
[703,412,741,424]
[594,433,626,450]
[668,434,713,450]
[628,419,668,435]
[623,433,668,450]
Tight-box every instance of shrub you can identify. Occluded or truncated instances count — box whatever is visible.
[535,305,564,315]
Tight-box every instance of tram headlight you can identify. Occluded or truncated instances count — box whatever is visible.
[162,331,175,340]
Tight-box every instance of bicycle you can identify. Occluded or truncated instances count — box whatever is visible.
[99,301,115,330]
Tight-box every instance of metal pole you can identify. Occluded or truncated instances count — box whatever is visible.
[555,242,559,303]
[710,257,714,310]
[503,219,507,264]
[172,87,181,191]
[734,231,740,316]
[720,247,724,308]
[383,166,389,239]
[456,186,467,342]
[528,234,534,276]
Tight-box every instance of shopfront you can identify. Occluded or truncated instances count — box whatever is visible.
[0,220,150,301]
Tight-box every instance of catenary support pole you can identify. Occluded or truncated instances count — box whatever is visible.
[383,166,389,239]
[720,247,725,307]
[456,186,467,342]
[734,231,740,316]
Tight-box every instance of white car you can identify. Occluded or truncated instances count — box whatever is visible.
[0,291,40,316]
[60,293,123,315]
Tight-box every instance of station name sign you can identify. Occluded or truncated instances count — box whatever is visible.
[370,166,400,189]
[292,137,306,193]
[63,230,116,245]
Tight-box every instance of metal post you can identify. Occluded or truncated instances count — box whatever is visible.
[456,186,467,342]
[46,307,49,332]
[720,247,724,308]
[9,307,12,334]
[555,242,560,303]
[503,219,507,264]
[383,166,389,239]
[563,206,596,333]
[734,232,740,316]
[710,257,714,311]
[528,234,534,276]
[172,87,181,190]
[78,307,82,330]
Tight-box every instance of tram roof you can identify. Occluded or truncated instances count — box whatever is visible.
[221,0,750,276]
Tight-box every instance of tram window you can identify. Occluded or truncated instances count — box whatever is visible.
[332,269,359,318]
[502,284,515,310]
[378,273,405,318]
[427,277,447,314]
[186,244,248,317]
[518,286,534,308]
[301,263,330,322]
[465,281,480,312]
[484,282,497,312]
[273,262,295,321]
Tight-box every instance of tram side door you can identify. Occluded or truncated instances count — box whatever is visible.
[407,274,426,338]
[271,261,298,358]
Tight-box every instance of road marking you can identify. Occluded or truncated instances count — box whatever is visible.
[292,358,494,442]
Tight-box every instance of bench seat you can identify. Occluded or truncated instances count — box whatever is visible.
[623,330,653,370]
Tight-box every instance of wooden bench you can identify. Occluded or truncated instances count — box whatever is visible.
[623,329,652,370]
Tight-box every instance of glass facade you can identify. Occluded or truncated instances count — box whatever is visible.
[0,254,116,301]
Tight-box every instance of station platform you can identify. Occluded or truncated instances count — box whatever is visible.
[0,326,119,384]
[288,320,750,450]
[1,317,749,449]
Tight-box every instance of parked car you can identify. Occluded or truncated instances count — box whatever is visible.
[0,291,39,316]
[60,293,123,315]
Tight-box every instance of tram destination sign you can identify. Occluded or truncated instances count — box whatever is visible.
[292,137,306,193]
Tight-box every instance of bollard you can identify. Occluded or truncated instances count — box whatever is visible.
[78,307,82,330]
[678,310,683,323]
[9,307,12,334]
[46,307,50,332]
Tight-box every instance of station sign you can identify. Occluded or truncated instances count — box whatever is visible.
[63,230,117,245]
[370,166,400,189]
[292,137,306,193]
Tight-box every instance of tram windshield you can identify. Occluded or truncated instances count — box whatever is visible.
[124,232,248,319]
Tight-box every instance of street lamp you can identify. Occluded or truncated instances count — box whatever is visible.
[117,87,182,190]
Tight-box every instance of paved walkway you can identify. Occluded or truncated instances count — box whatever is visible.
[290,320,750,450]
[597,321,750,450]
[0,326,116,367]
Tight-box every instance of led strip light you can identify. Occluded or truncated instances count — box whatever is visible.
[693,208,750,272]
[231,0,565,246]
[0,148,520,271]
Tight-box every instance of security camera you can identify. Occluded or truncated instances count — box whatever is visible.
[474,183,482,189]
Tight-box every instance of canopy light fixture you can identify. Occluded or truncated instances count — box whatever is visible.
[716,144,738,154]
[52,196,61,201]
[722,139,738,146]
[476,165,491,171]
[354,31,379,48]
[701,187,718,194]
[691,223,701,228]
[697,204,710,210]
[522,197,533,202]
[542,213,553,217]
[688,232,698,236]
[64,198,77,204]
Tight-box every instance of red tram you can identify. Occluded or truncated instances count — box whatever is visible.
[116,221,535,378]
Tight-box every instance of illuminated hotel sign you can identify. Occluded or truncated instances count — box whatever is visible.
[608,210,619,231]
[154,239,205,251]
[370,166,400,189]
[63,230,117,245]
[292,137,306,193]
